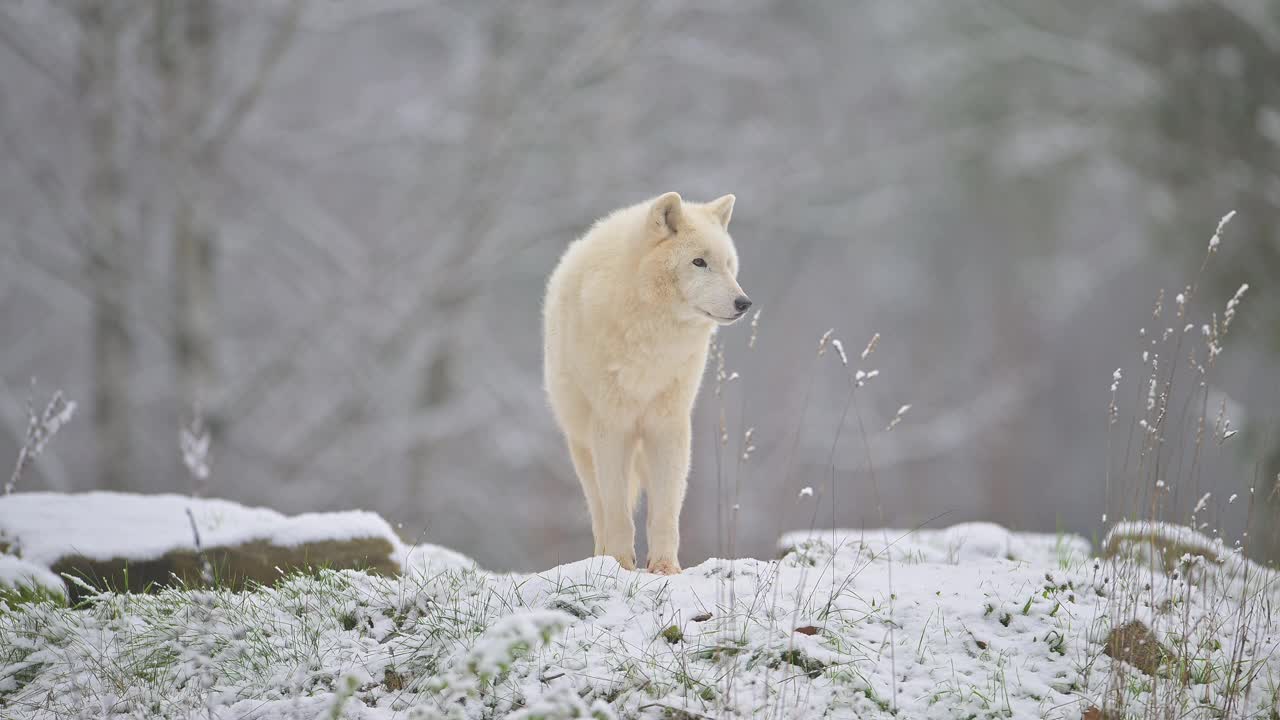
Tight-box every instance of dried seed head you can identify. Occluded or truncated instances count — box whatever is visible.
[181,413,212,485]
[860,332,880,360]
[1208,210,1236,251]
[831,339,848,366]
[1223,283,1248,331]
[1193,492,1211,515]
[1108,369,1122,424]
[886,404,911,431]
[6,385,77,495]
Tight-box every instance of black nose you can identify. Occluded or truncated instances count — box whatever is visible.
[734,296,752,314]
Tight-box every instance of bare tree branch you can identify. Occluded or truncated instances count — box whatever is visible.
[198,0,304,160]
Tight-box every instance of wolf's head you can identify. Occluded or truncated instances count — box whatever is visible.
[639,192,751,326]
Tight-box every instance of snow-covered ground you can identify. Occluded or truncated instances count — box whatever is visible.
[2,522,1277,719]
[0,555,63,599]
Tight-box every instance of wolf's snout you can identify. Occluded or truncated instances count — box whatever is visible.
[734,296,752,314]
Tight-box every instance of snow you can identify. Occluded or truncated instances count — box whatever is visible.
[401,540,476,576]
[3,520,1275,718]
[437,609,576,699]
[0,554,63,597]
[0,491,401,567]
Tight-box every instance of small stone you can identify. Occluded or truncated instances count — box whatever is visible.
[1103,620,1168,676]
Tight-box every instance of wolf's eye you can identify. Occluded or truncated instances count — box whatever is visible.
[692,258,707,268]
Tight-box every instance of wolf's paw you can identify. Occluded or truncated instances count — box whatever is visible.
[647,559,682,575]
[603,551,636,571]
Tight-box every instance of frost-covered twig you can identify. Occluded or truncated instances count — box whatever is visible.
[179,409,215,584]
[180,412,211,497]
[5,385,76,495]
[184,507,215,585]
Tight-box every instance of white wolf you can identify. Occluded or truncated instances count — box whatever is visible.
[543,192,751,574]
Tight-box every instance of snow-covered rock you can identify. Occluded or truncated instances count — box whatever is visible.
[1102,520,1271,596]
[0,492,402,596]
[779,521,1091,566]
[1102,520,1226,569]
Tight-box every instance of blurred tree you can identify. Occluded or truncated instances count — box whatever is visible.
[151,0,301,442]
[78,0,133,491]
[1112,2,1280,552]
[883,1,1109,528]
[154,0,219,435]
[897,0,1280,557]
[1116,2,1280,320]
[402,3,654,520]
[3,0,1275,568]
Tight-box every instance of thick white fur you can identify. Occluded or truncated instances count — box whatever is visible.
[543,192,748,574]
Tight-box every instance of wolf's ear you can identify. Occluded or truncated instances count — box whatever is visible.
[648,192,683,239]
[707,194,735,228]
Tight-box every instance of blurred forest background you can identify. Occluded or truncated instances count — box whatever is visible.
[2,0,1278,569]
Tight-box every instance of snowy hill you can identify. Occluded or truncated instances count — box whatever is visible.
[1,522,1277,719]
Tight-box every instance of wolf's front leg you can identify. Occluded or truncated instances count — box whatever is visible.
[642,420,690,575]
[592,423,636,570]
